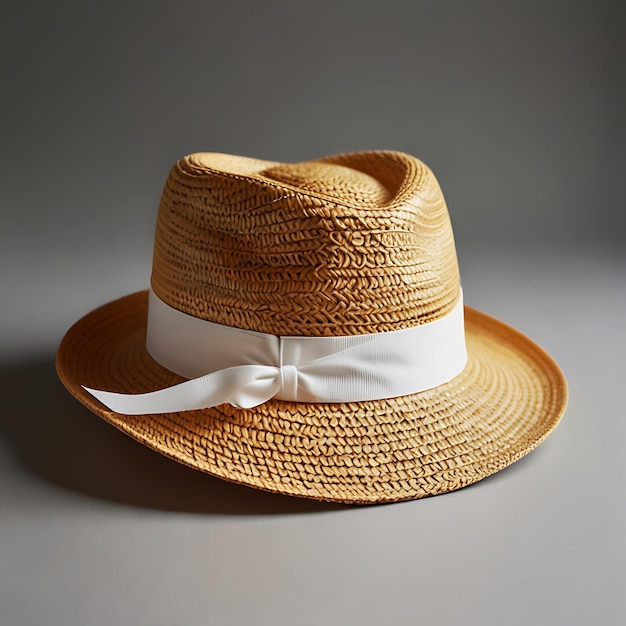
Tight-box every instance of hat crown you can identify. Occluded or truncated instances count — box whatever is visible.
[150,151,460,336]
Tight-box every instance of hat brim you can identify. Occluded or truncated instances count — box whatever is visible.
[56,290,567,504]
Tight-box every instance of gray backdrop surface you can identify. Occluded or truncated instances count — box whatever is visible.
[1,2,624,625]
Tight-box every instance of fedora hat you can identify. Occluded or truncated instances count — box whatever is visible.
[56,150,567,504]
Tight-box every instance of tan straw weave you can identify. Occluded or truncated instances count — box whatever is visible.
[56,150,567,504]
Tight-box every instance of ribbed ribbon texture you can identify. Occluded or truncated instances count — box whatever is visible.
[84,290,467,415]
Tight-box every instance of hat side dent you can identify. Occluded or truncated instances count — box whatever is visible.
[150,151,460,337]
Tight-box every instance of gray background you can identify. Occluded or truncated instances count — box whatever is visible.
[1,1,624,625]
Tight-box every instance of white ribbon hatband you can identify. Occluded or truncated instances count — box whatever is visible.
[84,289,467,415]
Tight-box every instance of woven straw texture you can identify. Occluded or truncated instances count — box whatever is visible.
[56,151,567,504]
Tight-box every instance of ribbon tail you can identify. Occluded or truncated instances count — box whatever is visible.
[83,364,281,415]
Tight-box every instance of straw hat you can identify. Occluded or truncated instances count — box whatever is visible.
[56,150,567,504]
